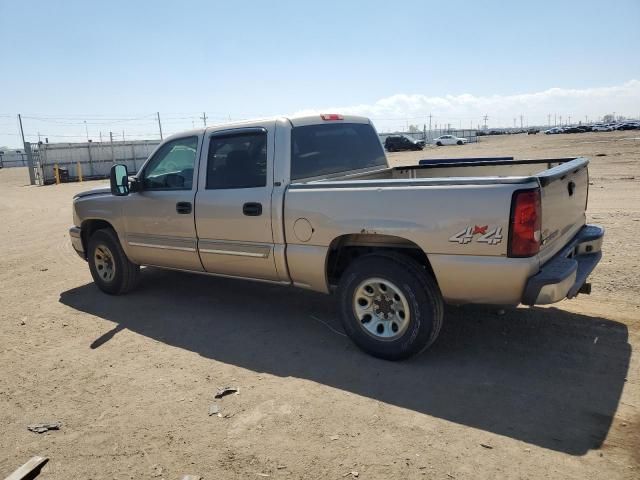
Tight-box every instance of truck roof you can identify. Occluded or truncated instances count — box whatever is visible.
[163,114,372,141]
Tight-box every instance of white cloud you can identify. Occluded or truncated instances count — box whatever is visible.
[294,80,640,130]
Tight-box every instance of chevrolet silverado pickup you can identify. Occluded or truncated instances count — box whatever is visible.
[69,114,604,360]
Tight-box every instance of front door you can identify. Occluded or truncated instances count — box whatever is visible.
[122,135,203,271]
[195,125,278,281]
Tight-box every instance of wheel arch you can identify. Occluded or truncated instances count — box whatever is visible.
[80,219,117,257]
[325,233,437,288]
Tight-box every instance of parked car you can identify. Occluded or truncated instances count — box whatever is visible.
[69,114,604,360]
[527,129,540,135]
[434,135,468,146]
[544,127,563,135]
[591,124,613,132]
[616,122,640,131]
[563,126,586,134]
[384,135,424,152]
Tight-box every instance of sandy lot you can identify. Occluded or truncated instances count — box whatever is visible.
[1,131,638,479]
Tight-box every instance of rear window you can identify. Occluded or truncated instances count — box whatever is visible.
[291,123,386,180]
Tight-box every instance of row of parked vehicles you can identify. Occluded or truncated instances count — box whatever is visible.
[545,121,640,134]
[384,134,468,151]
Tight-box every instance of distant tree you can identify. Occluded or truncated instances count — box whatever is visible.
[408,124,420,133]
[602,114,615,123]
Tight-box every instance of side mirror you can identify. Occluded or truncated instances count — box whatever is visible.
[110,164,129,196]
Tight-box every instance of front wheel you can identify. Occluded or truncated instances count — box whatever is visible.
[337,254,444,360]
[88,228,140,295]
[436,141,442,146]
[457,140,463,145]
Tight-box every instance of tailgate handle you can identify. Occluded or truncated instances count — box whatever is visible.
[567,181,575,196]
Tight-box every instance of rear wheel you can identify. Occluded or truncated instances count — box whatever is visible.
[337,253,443,360]
[436,141,442,146]
[88,228,140,295]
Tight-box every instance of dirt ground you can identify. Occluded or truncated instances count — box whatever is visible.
[1,131,638,479]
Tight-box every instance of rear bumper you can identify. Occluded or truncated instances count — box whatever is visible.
[69,226,85,259]
[522,224,604,305]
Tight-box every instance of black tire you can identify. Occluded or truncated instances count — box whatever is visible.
[436,141,442,146]
[87,228,140,295]
[337,253,444,360]
[457,140,463,145]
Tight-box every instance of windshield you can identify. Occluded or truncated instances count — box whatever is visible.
[291,123,386,180]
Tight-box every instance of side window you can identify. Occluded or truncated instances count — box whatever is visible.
[206,131,267,189]
[142,136,198,190]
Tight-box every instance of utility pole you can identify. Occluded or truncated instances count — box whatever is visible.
[200,112,208,127]
[428,113,432,133]
[157,112,163,140]
[559,115,562,126]
[122,130,125,141]
[99,131,103,143]
[482,114,488,130]
[18,114,36,185]
[84,120,89,141]
[519,115,523,129]
[18,114,26,146]
[568,115,571,125]
[548,114,551,127]
[554,114,557,126]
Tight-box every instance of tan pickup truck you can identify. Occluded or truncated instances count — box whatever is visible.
[69,114,604,359]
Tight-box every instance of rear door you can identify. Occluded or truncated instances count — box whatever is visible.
[194,124,279,281]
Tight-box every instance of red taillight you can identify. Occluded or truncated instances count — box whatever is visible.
[320,114,344,121]
[509,188,541,257]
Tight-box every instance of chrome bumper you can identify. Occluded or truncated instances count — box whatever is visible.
[522,224,604,305]
[69,226,85,259]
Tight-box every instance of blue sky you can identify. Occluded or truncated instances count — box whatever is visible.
[1,0,639,146]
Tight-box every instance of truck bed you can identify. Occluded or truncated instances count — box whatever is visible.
[322,157,581,185]
[286,156,590,303]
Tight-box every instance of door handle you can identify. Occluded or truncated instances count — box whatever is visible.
[176,202,192,214]
[243,202,262,216]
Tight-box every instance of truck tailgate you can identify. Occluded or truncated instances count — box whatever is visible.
[537,158,589,262]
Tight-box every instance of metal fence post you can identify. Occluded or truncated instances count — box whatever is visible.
[110,131,115,163]
[23,142,36,185]
[131,143,136,172]
[87,142,94,177]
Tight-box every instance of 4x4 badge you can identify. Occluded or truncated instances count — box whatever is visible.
[449,225,503,245]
